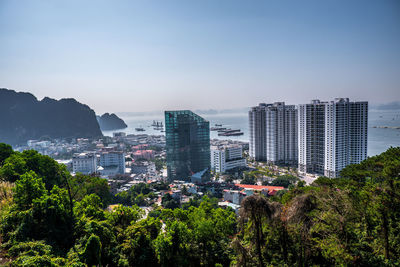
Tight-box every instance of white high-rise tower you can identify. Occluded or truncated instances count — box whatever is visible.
[249,102,298,165]
[299,98,368,178]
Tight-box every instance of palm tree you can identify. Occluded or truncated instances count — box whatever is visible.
[239,194,281,267]
[283,193,317,266]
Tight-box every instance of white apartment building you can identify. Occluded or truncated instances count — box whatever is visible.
[72,152,97,175]
[211,145,246,173]
[298,100,326,175]
[249,102,298,165]
[99,151,126,175]
[299,98,368,178]
[249,104,267,161]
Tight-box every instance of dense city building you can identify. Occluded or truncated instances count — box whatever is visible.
[72,152,97,175]
[211,145,246,173]
[298,100,326,175]
[99,151,126,175]
[299,98,368,178]
[165,110,211,181]
[249,103,267,161]
[249,102,298,165]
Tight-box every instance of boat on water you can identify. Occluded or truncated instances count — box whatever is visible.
[135,127,145,131]
[218,131,244,136]
[152,120,163,127]
[211,127,227,131]
[219,129,241,133]
[217,128,243,136]
[152,121,164,130]
[215,123,222,127]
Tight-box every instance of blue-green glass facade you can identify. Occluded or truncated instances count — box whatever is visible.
[165,110,210,181]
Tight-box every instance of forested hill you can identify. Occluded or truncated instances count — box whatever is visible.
[97,113,127,131]
[0,144,399,266]
[0,88,103,145]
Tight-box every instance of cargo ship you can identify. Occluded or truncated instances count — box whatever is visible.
[211,127,227,131]
[217,129,244,136]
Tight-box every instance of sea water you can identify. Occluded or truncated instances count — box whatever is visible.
[103,109,400,157]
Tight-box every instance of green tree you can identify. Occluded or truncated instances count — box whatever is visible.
[237,194,281,267]
[121,217,161,266]
[270,175,299,188]
[0,149,69,190]
[82,234,102,267]
[154,221,191,267]
[0,153,27,182]
[13,171,46,210]
[161,193,179,209]
[70,174,112,207]
[107,205,143,229]
[29,186,75,251]
[74,194,105,220]
[241,175,255,185]
[0,143,13,166]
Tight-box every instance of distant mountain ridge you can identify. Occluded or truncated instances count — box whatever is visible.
[97,113,127,131]
[0,88,103,145]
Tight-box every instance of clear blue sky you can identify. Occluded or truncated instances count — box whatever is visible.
[1,0,399,113]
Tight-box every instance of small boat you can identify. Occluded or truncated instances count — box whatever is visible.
[135,127,145,131]
[215,124,222,127]
[211,127,227,131]
[219,129,241,134]
[152,120,163,127]
[218,131,244,136]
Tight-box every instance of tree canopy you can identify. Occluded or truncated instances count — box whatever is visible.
[0,143,400,266]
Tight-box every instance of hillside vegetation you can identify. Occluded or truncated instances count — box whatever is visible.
[0,142,399,266]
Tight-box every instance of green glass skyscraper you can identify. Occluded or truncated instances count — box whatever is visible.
[165,110,210,181]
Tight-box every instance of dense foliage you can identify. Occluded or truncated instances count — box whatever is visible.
[0,143,399,266]
[233,147,400,266]
[114,183,158,207]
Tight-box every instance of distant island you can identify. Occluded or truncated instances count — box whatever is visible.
[0,88,103,145]
[97,113,127,131]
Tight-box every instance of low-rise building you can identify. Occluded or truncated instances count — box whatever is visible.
[132,150,155,160]
[97,165,120,177]
[113,132,126,138]
[234,184,285,197]
[99,151,126,175]
[218,201,241,215]
[72,153,97,175]
[131,161,156,175]
[211,145,247,173]
[223,189,246,205]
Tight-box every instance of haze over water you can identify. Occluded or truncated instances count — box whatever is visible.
[103,109,400,157]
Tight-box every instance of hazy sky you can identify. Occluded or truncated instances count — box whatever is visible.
[1,0,399,113]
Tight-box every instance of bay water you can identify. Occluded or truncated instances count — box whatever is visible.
[103,109,400,157]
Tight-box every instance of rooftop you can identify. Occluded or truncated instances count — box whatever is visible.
[235,184,285,191]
